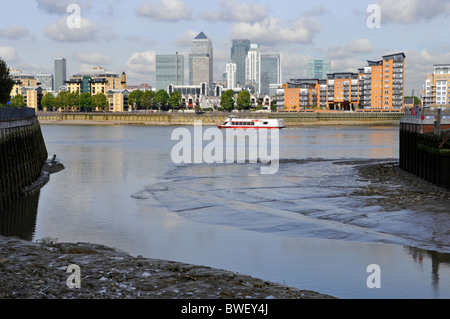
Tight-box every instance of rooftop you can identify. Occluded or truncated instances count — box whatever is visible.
[194,32,208,40]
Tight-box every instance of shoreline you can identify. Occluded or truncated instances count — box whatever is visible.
[0,235,337,299]
[38,118,400,127]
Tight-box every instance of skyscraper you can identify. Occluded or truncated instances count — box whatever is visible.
[308,59,331,80]
[261,54,282,95]
[54,57,67,92]
[230,39,250,89]
[189,32,213,87]
[226,61,237,90]
[245,44,261,94]
[155,53,184,91]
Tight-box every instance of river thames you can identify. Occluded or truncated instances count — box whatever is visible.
[7,124,450,299]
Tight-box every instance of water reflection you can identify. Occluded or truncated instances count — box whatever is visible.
[0,191,40,241]
[405,246,450,298]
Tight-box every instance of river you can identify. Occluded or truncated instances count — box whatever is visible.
[3,124,450,299]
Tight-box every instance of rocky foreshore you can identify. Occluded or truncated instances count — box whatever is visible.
[0,235,336,299]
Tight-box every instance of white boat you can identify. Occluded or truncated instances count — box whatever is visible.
[218,116,286,129]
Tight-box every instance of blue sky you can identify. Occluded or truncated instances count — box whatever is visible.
[1,0,449,95]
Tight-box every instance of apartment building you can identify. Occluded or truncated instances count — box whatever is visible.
[65,68,127,94]
[106,89,129,112]
[422,64,450,108]
[279,53,406,111]
[10,72,38,98]
[327,72,360,110]
[362,53,405,109]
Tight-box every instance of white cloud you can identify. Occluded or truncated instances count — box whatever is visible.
[375,0,450,24]
[230,16,321,46]
[323,39,374,60]
[37,0,91,14]
[126,51,156,75]
[43,17,101,42]
[77,53,114,65]
[345,39,374,54]
[173,30,204,47]
[403,49,450,93]
[136,0,193,21]
[202,0,269,23]
[0,26,30,39]
[0,47,19,62]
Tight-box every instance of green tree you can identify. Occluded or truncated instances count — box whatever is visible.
[56,91,70,110]
[10,94,26,108]
[237,90,251,110]
[68,92,80,111]
[128,90,144,109]
[41,93,56,111]
[141,90,155,110]
[220,90,235,111]
[169,91,181,109]
[79,92,92,112]
[92,93,109,111]
[154,89,169,111]
[0,58,14,106]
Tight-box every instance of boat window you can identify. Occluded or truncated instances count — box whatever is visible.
[263,122,269,125]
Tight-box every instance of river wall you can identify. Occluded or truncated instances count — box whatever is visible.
[0,108,48,210]
[37,111,405,125]
[399,111,450,189]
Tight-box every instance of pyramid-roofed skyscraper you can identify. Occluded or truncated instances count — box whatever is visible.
[189,31,213,88]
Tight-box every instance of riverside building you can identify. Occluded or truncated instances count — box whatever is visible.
[65,67,127,95]
[279,53,406,111]
[422,64,450,109]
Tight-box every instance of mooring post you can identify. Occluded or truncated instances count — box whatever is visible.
[434,108,441,137]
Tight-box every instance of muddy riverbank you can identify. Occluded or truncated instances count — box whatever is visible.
[0,235,336,299]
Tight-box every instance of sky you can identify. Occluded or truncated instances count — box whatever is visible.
[0,0,449,96]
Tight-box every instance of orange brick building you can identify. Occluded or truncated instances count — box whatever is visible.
[279,52,406,111]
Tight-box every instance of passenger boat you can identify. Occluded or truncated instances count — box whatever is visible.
[218,116,286,129]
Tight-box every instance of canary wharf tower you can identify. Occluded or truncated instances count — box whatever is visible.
[189,32,213,87]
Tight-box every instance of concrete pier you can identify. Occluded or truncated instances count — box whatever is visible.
[0,108,48,210]
[400,109,450,189]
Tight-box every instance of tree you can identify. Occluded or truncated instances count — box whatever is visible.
[67,92,80,111]
[79,92,92,112]
[220,90,235,111]
[128,90,144,110]
[41,93,56,111]
[56,91,70,110]
[237,90,251,110]
[92,93,109,111]
[0,58,14,106]
[10,94,25,108]
[154,89,169,111]
[141,90,155,110]
[169,91,181,109]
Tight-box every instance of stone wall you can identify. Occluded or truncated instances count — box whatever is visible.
[0,109,48,210]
